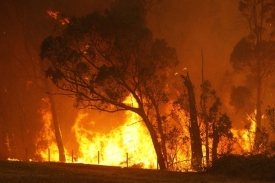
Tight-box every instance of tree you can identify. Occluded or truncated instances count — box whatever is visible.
[200,80,210,166]
[200,80,233,162]
[211,113,233,161]
[230,0,275,151]
[180,73,203,170]
[40,0,178,170]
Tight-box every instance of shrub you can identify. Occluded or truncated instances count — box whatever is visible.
[207,154,275,181]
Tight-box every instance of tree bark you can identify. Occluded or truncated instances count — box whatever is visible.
[181,73,203,170]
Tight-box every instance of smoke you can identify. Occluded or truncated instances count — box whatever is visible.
[148,0,247,87]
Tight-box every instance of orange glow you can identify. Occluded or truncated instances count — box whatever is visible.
[231,113,256,153]
[47,10,59,19]
[70,95,192,170]
[35,98,69,162]
[35,96,258,170]
[72,95,157,168]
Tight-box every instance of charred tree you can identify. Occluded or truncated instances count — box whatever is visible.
[180,73,203,170]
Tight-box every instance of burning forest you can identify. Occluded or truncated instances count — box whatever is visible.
[1,0,275,176]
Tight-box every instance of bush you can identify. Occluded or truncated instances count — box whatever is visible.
[207,154,275,181]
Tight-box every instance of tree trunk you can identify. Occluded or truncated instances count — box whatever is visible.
[47,91,66,162]
[139,112,166,170]
[212,124,219,162]
[40,58,66,162]
[205,119,209,166]
[200,86,209,166]
[181,73,203,170]
[43,76,66,162]
[150,96,167,167]
[254,77,262,152]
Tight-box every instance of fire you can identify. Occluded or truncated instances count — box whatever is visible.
[47,10,59,19]
[72,95,157,168]
[231,113,257,153]
[35,98,69,162]
[35,96,258,169]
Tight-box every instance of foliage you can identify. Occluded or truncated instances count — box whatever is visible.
[238,0,275,41]
[213,114,233,139]
[230,38,275,76]
[40,7,178,111]
[208,154,275,181]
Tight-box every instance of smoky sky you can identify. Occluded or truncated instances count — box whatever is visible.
[148,0,248,85]
[0,0,248,85]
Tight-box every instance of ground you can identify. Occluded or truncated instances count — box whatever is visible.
[0,160,269,183]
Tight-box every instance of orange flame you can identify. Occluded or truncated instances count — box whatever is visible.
[36,98,69,162]
[231,113,256,153]
[72,96,157,168]
[35,96,258,169]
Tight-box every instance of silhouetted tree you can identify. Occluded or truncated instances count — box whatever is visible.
[230,0,275,151]
[180,73,203,170]
[40,0,178,170]
[211,114,233,161]
[200,80,233,162]
[200,80,211,166]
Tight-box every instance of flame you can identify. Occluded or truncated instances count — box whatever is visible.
[71,95,194,170]
[35,98,69,162]
[47,10,59,19]
[35,96,259,169]
[231,113,257,153]
[47,10,69,25]
[72,96,157,168]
